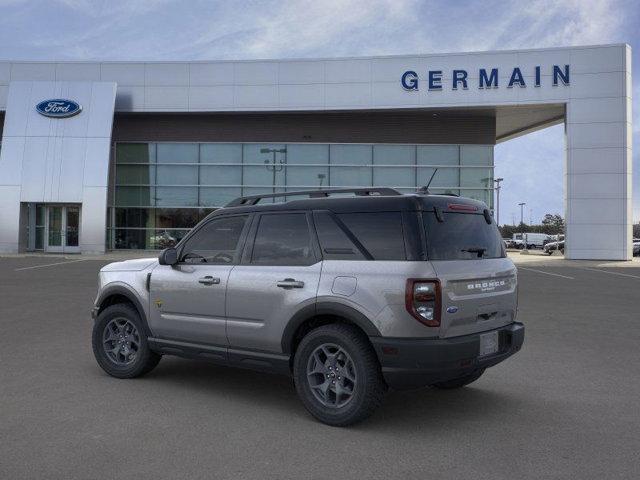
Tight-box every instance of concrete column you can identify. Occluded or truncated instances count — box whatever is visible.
[564,45,632,260]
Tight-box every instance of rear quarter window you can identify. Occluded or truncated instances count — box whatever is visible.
[423,211,505,260]
[337,212,406,260]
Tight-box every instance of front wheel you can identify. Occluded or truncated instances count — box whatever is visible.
[92,303,161,379]
[293,324,386,426]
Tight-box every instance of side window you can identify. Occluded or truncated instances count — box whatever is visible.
[337,212,406,260]
[313,211,366,260]
[180,215,248,264]
[251,213,315,266]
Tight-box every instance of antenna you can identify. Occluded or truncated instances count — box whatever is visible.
[417,168,438,194]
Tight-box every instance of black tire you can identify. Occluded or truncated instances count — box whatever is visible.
[293,324,386,427]
[432,369,485,389]
[92,303,161,379]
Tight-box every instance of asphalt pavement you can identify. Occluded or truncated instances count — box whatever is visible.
[1,255,639,479]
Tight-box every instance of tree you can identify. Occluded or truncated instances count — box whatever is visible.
[541,214,564,230]
[498,213,566,237]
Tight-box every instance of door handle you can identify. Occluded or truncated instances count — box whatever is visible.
[198,276,220,286]
[277,278,305,289]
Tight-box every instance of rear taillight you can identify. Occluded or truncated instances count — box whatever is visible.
[405,279,441,327]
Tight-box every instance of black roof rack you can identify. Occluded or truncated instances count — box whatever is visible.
[225,188,402,207]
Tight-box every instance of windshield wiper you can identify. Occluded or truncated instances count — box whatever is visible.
[461,247,486,258]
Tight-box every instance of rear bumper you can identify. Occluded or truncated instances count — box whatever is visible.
[370,322,524,390]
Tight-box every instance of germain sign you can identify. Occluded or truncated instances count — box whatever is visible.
[401,65,570,91]
[36,99,82,118]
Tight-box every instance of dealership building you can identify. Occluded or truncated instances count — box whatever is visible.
[0,44,633,259]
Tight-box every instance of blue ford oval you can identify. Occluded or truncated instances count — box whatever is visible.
[36,99,82,118]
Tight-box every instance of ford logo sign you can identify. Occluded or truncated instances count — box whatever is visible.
[36,99,82,118]
[446,306,459,314]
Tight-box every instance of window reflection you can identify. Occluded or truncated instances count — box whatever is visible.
[112,142,494,249]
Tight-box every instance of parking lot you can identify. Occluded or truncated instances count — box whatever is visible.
[1,254,639,479]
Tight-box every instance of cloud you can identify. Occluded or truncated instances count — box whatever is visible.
[0,0,637,221]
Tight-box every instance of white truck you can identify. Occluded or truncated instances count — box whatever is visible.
[512,232,552,249]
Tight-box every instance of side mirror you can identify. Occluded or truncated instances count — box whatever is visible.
[159,247,178,266]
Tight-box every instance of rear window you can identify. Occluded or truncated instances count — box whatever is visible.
[423,211,505,260]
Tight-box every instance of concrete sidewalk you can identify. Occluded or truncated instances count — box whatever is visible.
[507,251,640,268]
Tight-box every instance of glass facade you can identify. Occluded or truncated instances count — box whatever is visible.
[110,142,494,249]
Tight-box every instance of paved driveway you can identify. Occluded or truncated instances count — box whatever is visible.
[1,256,639,479]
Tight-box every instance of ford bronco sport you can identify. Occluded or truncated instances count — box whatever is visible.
[92,188,524,426]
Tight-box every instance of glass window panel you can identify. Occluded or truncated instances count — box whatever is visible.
[423,211,504,260]
[417,145,459,165]
[287,144,329,165]
[329,145,372,187]
[35,226,44,250]
[338,212,406,260]
[113,228,190,250]
[155,187,198,207]
[251,213,314,266]
[287,166,329,188]
[330,145,371,166]
[116,165,155,185]
[156,165,198,185]
[155,208,200,229]
[181,216,248,264]
[460,167,493,188]
[286,144,329,188]
[199,165,242,185]
[157,143,198,164]
[116,143,155,164]
[460,145,493,166]
[115,186,154,207]
[243,144,286,187]
[313,212,366,260]
[200,144,242,164]
[416,167,459,189]
[199,187,242,207]
[373,145,415,188]
[462,189,492,206]
[35,205,45,226]
[329,167,371,187]
[373,145,415,166]
[115,208,155,229]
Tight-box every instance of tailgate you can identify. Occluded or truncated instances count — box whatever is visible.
[431,258,517,338]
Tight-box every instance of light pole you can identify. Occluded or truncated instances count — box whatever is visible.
[261,147,287,197]
[494,177,503,225]
[518,202,527,252]
[518,202,526,226]
[317,173,326,188]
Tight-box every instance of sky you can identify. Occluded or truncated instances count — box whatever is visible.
[0,0,638,225]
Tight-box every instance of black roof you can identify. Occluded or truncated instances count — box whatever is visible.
[210,189,488,217]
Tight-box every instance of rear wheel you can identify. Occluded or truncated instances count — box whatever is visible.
[92,303,161,379]
[432,369,485,389]
[293,324,386,426]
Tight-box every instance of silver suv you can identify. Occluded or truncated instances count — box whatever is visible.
[92,188,524,426]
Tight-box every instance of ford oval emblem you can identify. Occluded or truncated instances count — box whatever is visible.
[36,99,82,118]
[446,306,459,314]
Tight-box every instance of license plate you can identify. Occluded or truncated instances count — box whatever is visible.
[479,331,499,357]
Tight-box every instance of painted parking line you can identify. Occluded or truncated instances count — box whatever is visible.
[14,259,87,271]
[580,267,640,279]
[518,267,575,280]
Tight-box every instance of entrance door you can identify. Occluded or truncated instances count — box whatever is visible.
[45,205,81,253]
[46,206,64,253]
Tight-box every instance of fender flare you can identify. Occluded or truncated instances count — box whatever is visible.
[95,284,152,337]
[281,301,381,354]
